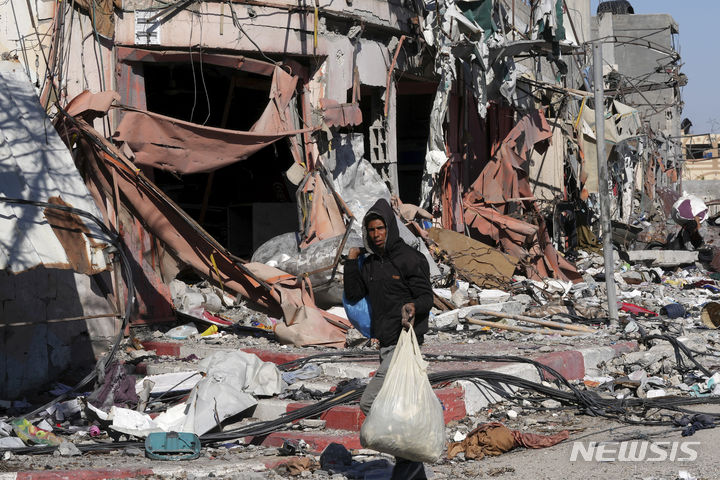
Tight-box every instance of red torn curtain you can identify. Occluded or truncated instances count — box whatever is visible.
[463,109,581,282]
[114,65,313,175]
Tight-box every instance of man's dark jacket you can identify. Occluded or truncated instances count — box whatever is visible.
[343,199,433,347]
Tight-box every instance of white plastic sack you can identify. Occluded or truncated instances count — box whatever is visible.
[359,327,445,462]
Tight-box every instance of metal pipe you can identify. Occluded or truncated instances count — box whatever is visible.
[466,317,588,336]
[467,308,597,333]
[593,42,619,326]
[0,313,121,328]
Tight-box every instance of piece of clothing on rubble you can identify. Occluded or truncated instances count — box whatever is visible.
[577,224,602,253]
[87,361,139,410]
[675,414,716,437]
[343,199,433,348]
[447,422,569,460]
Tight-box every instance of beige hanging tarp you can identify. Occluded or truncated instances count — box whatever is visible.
[528,118,565,201]
[577,100,641,194]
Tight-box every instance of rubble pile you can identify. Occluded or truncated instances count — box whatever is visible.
[3,190,720,478]
[0,0,716,477]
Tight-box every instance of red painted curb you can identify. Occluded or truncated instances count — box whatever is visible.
[140,341,181,357]
[287,403,366,431]
[16,468,155,480]
[261,431,362,452]
[534,350,585,381]
[436,387,466,423]
[286,387,466,432]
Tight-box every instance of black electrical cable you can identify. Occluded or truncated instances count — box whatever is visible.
[0,196,136,419]
[6,334,719,455]
[641,334,713,378]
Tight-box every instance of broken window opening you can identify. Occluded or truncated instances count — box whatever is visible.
[143,61,273,130]
[152,142,298,259]
[397,83,434,206]
[142,61,301,259]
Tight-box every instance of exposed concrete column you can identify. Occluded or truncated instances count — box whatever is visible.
[386,80,399,195]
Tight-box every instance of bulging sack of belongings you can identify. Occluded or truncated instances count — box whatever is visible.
[359,327,445,462]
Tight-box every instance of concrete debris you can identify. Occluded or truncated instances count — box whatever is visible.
[55,441,82,457]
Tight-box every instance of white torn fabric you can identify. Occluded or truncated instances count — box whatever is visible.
[420,59,454,208]
[498,57,518,105]
[530,0,560,40]
[150,351,283,436]
[108,407,162,437]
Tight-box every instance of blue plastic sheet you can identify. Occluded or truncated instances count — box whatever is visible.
[343,255,372,338]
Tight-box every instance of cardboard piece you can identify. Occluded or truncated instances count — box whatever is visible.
[427,228,519,288]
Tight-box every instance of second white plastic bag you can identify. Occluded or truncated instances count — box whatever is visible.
[359,326,445,462]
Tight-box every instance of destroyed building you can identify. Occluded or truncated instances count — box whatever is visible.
[0,0,691,399]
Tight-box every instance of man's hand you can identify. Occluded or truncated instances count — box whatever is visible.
[401,303,415,330]
[347,247,362,260]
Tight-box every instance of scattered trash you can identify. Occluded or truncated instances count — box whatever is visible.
[11,418,62,446]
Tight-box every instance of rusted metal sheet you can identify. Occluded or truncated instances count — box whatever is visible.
[116,47,278,77]
[114,66,316,174]
[65,90,121,121]
[319,98,362,127]
[462,108,579,283]
[463,205,581,283]
[297,171,346,249]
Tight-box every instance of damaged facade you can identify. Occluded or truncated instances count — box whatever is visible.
[0,0,690,398]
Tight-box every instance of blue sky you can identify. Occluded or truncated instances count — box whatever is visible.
[589,0,716,134]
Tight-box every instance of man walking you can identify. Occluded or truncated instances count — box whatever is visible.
[343,198,433,479]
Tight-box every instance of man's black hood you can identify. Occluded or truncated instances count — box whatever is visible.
[362,198,400,256]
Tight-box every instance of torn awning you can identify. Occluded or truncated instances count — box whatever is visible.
[114,65,315,175]
[55,106,350,347]
[319,98,362,128]
[462,109,580,282]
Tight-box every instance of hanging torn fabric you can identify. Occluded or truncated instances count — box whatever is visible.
[114,66,314,175]
[55,109,351,347]
[245,263,351,348]
[530,0,566,41]
[297,170,347,249]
